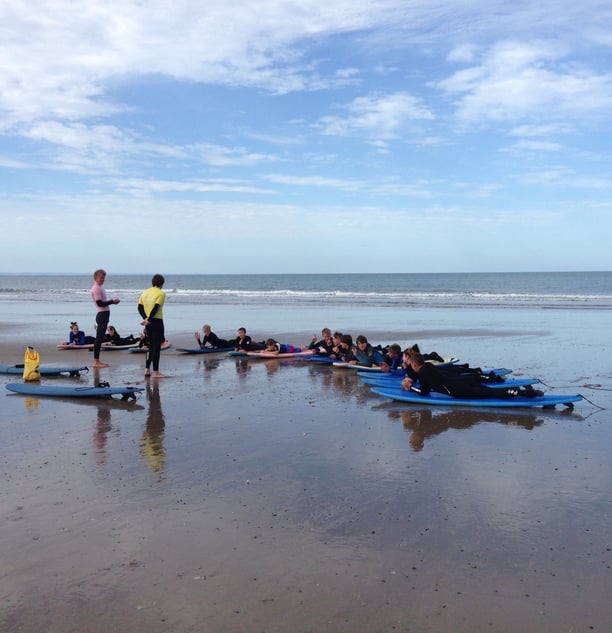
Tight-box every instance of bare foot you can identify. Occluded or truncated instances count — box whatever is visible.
[144,370,151,378]
[152,372,167,379]
[92,361,109,368]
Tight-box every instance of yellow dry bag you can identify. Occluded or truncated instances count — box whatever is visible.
[23,346,40,382]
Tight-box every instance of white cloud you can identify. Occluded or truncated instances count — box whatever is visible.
[2,2,611,134]
[24,122,134,152]
[511,140,562,152]
[191,143,280,167]
[263,173,365,191]
[435,40,612,125]
[315,92,434,141]
[335,67,361,79]
[9,121,280,174]
[0,156,32,169]
[520,169,612,189]
[263,172,439,198]
[111,178,277,195]
[0,0,408,128]
[447,43,480,63]
[510,123,573,137]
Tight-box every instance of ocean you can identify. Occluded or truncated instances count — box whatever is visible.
[2,271,611,310]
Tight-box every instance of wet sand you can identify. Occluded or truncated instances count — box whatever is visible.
[1,335,611,633]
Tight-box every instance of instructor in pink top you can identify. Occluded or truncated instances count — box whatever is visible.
[90,269,120,368]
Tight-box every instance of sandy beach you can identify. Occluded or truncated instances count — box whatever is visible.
[1,326,611,633]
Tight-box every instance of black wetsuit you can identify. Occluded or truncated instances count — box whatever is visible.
[234,335,265,351]
[413,363,515,399]
[199,332,232,348]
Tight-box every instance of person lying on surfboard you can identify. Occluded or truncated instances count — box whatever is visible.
[263,339,302,354]
[325,331,343,359]
[66,322,95,346]
[380,343,403,372]
[402,353,542,399]
[195,324,232,349]
[350,335,385,367]
[337,334,357,363]
[233,327,265,351]
[400,345,505,384]
[307,328,335,355]
[104,325,138,346]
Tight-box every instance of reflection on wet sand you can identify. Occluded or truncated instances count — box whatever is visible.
[197,358,223,380]
[235,358,250,377]
[141,381,166,474]
[385,407,545,451]
[307,364,367,404]
[261,358,307,375]
[263,359,281,375]
[24,397,40,411]
[92,407,112,465]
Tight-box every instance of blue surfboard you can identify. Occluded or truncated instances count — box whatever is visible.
[99,342,142,351]
[6,383,144,399]
[370,386,582,408]
[357,367,513,380]
[128,342,173,353]
[0,364,89,376]
[361,376,540,390]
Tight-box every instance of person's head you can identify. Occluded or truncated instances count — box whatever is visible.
[93,269,106,284]
[410,353,425,370]
[321,327,331,339]
[388,344,401,358]
[70,321,79,332]
[107,325,116,334]
[340,334,353,348]
[402,347,416,367]
[238,327,247,338]
[404,344,420,360]
[265,338,277,349]
[152,273,165,288]
[333,331,343,344]
[356,335,368,348]
[203,324,211,334]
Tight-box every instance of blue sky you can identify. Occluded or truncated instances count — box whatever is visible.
[1,0,611,273]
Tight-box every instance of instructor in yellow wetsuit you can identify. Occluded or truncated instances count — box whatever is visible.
[138,274,167,379]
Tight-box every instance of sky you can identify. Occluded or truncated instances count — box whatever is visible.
[1,0,611,274]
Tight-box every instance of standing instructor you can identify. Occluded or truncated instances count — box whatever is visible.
[138,274,167,379]
[90,269,120,369]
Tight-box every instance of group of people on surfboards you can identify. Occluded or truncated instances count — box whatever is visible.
[198,324,543,399]
[195,325,302,354]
